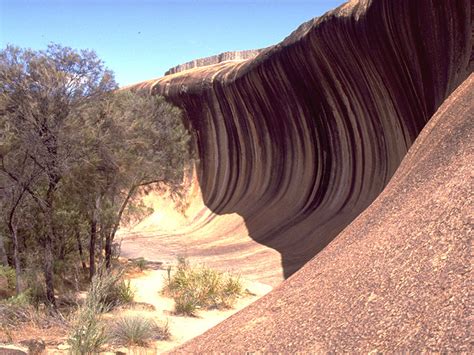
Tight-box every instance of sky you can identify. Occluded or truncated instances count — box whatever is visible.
[0,0,344,87]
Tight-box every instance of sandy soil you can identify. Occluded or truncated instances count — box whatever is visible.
[20,261,271,354]
[111,265,272,354]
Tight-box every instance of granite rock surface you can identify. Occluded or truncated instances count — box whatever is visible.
[128,0,472,286]
[174,72,474,353]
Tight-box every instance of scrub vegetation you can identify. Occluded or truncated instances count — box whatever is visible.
[164,257,243,316]
[0,43,191,351]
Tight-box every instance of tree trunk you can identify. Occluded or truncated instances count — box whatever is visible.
[75,229,87,271]
[8,214,21,295]
[6,188,27,294]
[89,216,97,281]
[0,233,8,267]
[43,229,56,308]
[89,196,100,280]
[98,231,103,267]
[12,228,21,295]
[105,186,137,268]
[59,238,66,261]
[43,186,57,309]
[7,222,22,295]
[105,232,112,269]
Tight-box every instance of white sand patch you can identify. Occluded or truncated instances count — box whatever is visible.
[113,266,272,354]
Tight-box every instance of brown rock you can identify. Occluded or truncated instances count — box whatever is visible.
[164,49,264,76]
[0,346,28,355]
[124,0,472,351]
[19,340,45,355]
[172,70,474,353]
[127,0,472,287]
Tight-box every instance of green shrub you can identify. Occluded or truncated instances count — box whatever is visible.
[164,258,243,316]
[220,274,243,307]
[25,274,47,309]
[67,305,107,354]
[5,292,31,307]
[109,315,169,346]
[68,271,134,354]
[107,279,134,306]
[0,265,16,298]
[86,270,134,311]
[68,272,112,354]
[132,257,147,271]
[67,270,135,353]
[174,290,200,316]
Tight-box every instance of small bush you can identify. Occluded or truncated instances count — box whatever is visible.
[109,315,169,346]
[0,300,63,330]
[132,257,147,271]
[67,270,135,353]
[68,305,107,354]
[164,258,243,316]
[106,279,134,306]
[0,265,16,298]
[220,274,243,307]
[174,291,200,316]
[15,269,48,309]
[5,292,31,307]
[86,270,135,310]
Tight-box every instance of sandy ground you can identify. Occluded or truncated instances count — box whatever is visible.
[26,262,271,354]
[113,266,272,354]
[118,186,284,286]
[1,261,271,354]
[1,184,273,354]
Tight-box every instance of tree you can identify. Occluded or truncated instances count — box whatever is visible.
[0,44,116,307]
[0,44,191,307]
[76,90,191,272]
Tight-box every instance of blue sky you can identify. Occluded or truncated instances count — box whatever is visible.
[0,0,344,86]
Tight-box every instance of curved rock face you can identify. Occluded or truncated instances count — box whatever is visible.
[176,73,474,352]
[129,0,472,284]
[164,49,263,75]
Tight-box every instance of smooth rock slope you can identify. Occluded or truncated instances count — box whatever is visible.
[127,0,472,286]
[174,72,473,353]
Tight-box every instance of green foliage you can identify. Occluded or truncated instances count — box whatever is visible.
[67,305,108,355]
[174,290,200,316]
[221,274,244,307]
[23,270,47,309]
[0,265,15,298]
[86,270,135,310]
[109,279,135,305]
[109,315,169,346]
[131,257,147,271]
[5,291,30,307]
[68,270,134,354]
[164,258,243,316]
[0,43,191,306]
[0,43,117,305]
[0,268,46,308]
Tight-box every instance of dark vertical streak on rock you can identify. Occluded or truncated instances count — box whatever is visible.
[133,0,471,281]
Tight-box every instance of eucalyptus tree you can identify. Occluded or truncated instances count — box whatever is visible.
[0,44,192,308]
[0,44,116,307]
[80,91,191,271]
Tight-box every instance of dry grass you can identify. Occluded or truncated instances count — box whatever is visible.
[67,270,136,353]
[163,258,243,316]
[109,315,169,346]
